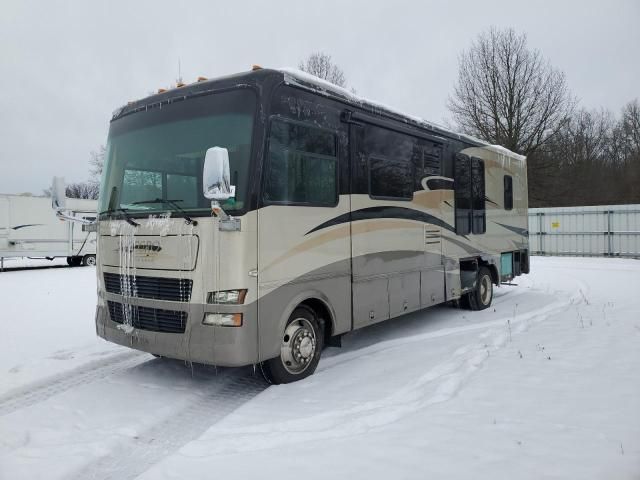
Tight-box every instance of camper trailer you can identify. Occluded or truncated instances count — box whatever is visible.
[95,68,529,383]
[0,194,97,269]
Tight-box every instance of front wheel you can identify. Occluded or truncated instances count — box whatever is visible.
[467,266,494,311]
[260,306,323,384]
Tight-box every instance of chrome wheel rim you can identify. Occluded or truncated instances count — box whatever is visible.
[281,318,317,375]
[479,274,492,305]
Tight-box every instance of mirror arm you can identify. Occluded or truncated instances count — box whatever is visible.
[55,210,95,225]
[210,200,230,221]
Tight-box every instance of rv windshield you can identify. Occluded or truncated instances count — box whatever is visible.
[98,89,256,219]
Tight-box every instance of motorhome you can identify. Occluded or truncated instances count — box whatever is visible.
[94,68,529,383]
[0,194,97,269]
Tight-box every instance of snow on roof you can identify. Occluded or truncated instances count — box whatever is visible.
[278,67,526,163]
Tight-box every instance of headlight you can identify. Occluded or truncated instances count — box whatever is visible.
[207,289,247,304]
[203,313,243,327]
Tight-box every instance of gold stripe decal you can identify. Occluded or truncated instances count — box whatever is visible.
[305,206,456,236]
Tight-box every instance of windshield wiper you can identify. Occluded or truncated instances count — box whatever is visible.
[99,207,140,227]
[132,198,198,226]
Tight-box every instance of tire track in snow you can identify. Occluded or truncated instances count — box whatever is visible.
[193,298,578,456]
[318,294,569,373]
[68,372,268,480]
[0,350,148,417]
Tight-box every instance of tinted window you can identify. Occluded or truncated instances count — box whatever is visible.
[413,141,442,190]
[264,119,337,206]
[370,156,413,199]
[504,175,513,210]
[455,154,486,235]
[471,158,486,234]
[454,154,471,235]
[270,120,336,156]
[361,125,414,200]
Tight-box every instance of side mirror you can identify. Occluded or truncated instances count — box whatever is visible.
[51,176,67,211]
[203,147,235,201]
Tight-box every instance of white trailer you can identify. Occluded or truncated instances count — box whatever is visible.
[0,194,97,270]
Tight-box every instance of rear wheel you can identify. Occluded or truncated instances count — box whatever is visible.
[468,266,493,311]
[260,306,323,384]
[82,254,96,266]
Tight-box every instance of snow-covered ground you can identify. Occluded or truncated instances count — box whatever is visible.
[0,257,638,479]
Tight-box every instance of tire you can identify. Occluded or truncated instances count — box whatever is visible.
[468,266,493,311]
[458,293,471,309]
[82,254,96,266]
[67,256,82,267]
[260,306,324,384]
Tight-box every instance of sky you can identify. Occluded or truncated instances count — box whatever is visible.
[0,0,638,195]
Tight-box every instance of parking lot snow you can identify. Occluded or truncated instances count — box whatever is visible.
[0,257,638,479]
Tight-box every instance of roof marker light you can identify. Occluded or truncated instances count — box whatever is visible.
[197,76,208,82]
[251,64,262,71]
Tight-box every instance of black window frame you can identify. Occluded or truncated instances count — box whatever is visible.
[504,174,513,211]
[262,116,339,208]
[357,123,416,202]
[471,157,486,234]
[454,154,472,235]
[454,153,486,235]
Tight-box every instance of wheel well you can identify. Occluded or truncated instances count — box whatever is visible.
[480,262,499,285]
[460,257,499,287]
[299,298,333,341]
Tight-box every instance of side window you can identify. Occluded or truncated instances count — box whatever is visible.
[471,157,486,234]
[413,141,442,190]
[263,119,338,206]
[454,155,485,235]
[504,175,513,210]
[361,124,414,200]
[454,154,471,235]
[369,156,413,199]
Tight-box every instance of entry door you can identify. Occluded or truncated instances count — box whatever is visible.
[349,123,390,328]
[349,123,424,329]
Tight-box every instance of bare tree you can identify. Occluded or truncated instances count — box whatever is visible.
[89,145,106,182]
[612,100,640,203]
[43,181,99,200]
[531,100,640,207]
[298,52,347,89]
[448,27,574,155]
[448,27,576,206]
[65,182,100,200]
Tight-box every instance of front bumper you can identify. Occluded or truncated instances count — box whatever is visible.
[95,297,259,367]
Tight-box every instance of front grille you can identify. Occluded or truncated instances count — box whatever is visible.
[107,301,187,334]
[104,273,192,302]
